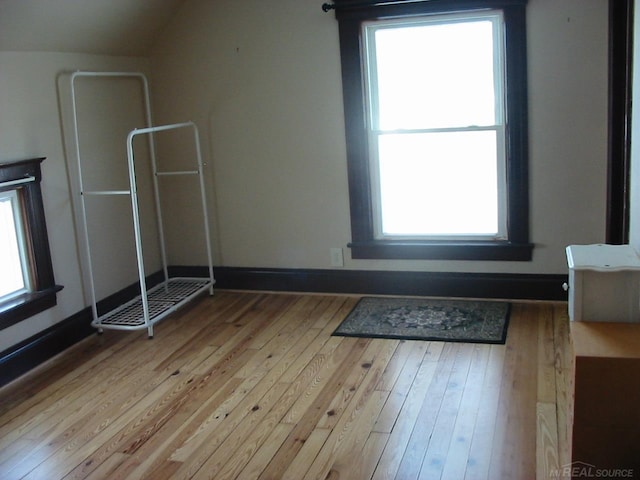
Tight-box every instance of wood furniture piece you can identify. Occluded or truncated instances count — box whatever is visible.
[569,321,640,477]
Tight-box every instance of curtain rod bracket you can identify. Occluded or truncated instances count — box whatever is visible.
[322,3,335,12]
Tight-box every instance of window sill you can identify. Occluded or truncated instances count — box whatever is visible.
[0,285,63,331]
[348,240,534,261]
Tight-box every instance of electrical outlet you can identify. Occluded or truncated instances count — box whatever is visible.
[330,247,344,267]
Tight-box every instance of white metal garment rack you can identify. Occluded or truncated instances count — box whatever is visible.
[69,71,214,338]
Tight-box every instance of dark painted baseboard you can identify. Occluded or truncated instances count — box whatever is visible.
[0,308,94,388]
[172,265,568,301]
[0,266,567,388]
[0,271,165,388]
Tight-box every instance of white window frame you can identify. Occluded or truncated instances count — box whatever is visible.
[362,10,508,241]
[0,189,32,302]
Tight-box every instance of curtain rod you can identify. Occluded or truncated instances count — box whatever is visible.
[322,1,402,12]
[322,0,526,13]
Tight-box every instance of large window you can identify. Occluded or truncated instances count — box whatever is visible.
[330,0,531,260]
[0,158,62,330]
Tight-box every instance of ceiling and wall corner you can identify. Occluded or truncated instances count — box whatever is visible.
[0,0,186,56]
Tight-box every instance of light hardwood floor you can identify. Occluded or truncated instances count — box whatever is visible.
[0,291,570,480]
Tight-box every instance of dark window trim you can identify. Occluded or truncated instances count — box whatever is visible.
[332,0,532,261]
[0,157,63,330]
[606,0,633,244]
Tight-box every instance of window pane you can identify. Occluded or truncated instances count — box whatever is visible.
[0,194,27,299]
[372,18,497,130]
[376,130,499,236]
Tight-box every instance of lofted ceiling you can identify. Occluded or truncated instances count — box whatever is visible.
[0,0,186,57]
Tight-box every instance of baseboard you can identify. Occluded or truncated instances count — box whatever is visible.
[171,265,568,301]
[0,266,567,388]
[0,271,165,388]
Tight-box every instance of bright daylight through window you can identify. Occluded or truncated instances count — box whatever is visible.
[0,189,30,301]
[364,11,506,239]
[0,157,61,330]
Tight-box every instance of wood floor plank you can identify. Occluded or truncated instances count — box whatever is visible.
[537,305,557,404]
[311,296,351,329]
[375,339,415,392]
[371,343,443,480]
[305,389,389,480]
[20,370,192,480]
[0,334,126,421]
[0,292,563,480]
[236,423,294,480]
[280,337,369,426]
[101,376,246,480]
[341,431,390,480]
[439,344,491,480]
[406,342,473,480]
[3,367,161,480]
[187,380,291,480]
[464,344,506,480]
[225,338,368,479]
[316,339,399,430]
[0,364,121,452]
[552,303,572,469]
[488,303,538,479]
[303,339,398,479]
[81,453,131,480]
[281,428,331,480]
[536,401,560,480]
[258,337,371,480]
[246,295,317,350]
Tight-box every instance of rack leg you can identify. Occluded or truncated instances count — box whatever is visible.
[147,325,154,339]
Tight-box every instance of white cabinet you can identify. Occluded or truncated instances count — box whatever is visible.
[566,244,640,322]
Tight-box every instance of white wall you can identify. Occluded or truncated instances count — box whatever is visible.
[0,0,611,353]
[150,0,608,275]
[0,52,151,351]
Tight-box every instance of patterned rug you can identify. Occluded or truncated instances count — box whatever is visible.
[333,297,510,344]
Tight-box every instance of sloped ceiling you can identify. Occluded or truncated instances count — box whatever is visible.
[0,0,186,56]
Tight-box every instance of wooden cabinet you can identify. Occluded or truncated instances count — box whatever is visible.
[568,321,640,478]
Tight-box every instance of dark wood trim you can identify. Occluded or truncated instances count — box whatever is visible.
[0,157,63,329]
[0,265,566,388]
[348,240,533,261]
[171,265,567,301]
[0,270,165,388]
[0,307,95,388]
[607,0,633,244]
[0,285,63,330]
[333,0,527,20]
[335,1,531,260]
[503,3,530,245]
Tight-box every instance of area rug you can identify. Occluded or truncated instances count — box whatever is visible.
[333,297,510,344]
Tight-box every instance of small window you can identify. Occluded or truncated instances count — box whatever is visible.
[0,158,62,330]
[0,189,32,301]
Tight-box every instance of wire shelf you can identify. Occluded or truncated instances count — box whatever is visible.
[94,278,212,330]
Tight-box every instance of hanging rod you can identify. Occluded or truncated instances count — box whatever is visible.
[0,176,35,188]
[82,190,131,196]
[156,170,199,176]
